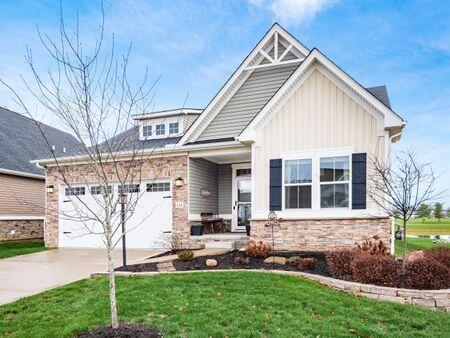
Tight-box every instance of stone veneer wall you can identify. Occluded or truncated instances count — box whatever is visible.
[0,219,44,241]
[250,217,390,251]
[45,155,189,248]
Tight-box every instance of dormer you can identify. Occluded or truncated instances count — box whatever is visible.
[132,108,202,141]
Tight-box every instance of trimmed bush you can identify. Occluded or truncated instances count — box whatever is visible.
[245,241,273,258]
[294,258,317,271]
[326,249,360,279]
[287,256,301,263]
[177,250,194,261]
[351,255,401,287]
[234,256,250,266]
[403,257,449,290]
[424,247,450,269]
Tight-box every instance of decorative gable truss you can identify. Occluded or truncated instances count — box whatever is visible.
[179,23,309,145]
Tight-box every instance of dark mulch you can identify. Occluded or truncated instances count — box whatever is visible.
[146,250,181,260]
[77,324,162,338]
[115,262,158,272]
[172,251,331,276]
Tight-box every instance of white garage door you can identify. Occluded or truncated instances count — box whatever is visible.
[59,181,172,248]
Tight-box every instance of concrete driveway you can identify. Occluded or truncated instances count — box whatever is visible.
[0,248,159,306]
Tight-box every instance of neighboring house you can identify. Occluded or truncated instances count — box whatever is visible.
[35,24,405,251]
[0,107,79,241]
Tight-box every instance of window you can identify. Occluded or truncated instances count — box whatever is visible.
[65,187,85,196]
[284,159,312,209]
[320,156,350,208]
[155,124,165,136]
[147,182,170,192]
[118,184,140,193]
[90,185,112,195]
[142,125,152,137]
[169,122,179,135]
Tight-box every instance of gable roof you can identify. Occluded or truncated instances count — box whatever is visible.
[179,23,309,145]
[0,107,79,177]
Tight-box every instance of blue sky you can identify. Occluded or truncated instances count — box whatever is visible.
[0,0,449,206]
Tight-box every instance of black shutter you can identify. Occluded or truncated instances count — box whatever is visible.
[352,153,366,209]
[269,159,282,211]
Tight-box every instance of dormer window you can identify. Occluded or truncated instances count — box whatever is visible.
[155,124,165,136]
[142,125,152,137]
[169,122,179,135]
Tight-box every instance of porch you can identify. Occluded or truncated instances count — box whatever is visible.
[188,145,252,242]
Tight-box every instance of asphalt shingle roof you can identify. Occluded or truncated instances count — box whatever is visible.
[0,107,79,176]
[366,85,392,109]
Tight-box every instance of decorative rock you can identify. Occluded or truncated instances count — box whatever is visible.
[263,256,287,265]
[406,250,425,263]
[205,259,218,267]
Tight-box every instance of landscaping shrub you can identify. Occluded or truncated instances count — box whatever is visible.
[326,249,359,279]
[357,237,388,256]
[234,256,250,266]
[294,258,317,271]
[245,241,273,258]
[403,257,449,290]
[424,247,450,269]
[350,254,401,287]
[287,256,301,263]
[177,250,194,261]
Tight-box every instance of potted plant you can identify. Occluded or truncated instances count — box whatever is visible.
[191,224,204,236]
[246,224,251,236]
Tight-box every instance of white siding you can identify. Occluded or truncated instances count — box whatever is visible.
[253,69,385,212]
[197,63,298,141]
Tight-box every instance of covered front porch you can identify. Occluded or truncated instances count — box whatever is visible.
[188,144,252,244]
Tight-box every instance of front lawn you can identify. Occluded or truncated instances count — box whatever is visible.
[1,272,448,337]
[0,240,46,259]
[394,238,450,257]
[398,218,450,235]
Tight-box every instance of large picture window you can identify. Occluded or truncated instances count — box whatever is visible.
[284,159,312,209]
[320,156,350,208]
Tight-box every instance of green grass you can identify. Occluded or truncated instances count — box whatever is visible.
[1,272,449,337]
[397,218,450,235]
[0,240,46,259]
[394,238,450,256]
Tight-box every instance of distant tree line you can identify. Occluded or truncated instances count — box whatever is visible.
[415,202,449,222]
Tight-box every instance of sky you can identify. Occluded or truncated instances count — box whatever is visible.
[0,0,449,206]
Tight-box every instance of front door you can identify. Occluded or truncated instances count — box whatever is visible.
[232,165,251,232]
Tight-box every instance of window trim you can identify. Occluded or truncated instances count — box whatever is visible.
[169,122,179,135]
[155,124,165,136]
[281,148,352,212]
[319,156,351,209]
[142,125,152,138]
[283,158,313,209]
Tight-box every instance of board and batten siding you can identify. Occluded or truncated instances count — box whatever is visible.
[253,69,385,212]
[0,173,45,216]
[218,164,232,215]
[189,158,218,214]
[197,63,298,141]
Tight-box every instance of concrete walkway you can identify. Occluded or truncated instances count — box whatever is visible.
[0,248,159,306]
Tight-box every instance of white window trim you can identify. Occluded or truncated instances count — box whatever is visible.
[140,121,184,140]
[169,122,179,135]
[281,147,353,216]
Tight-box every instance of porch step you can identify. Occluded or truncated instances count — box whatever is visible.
[204,241,235,249]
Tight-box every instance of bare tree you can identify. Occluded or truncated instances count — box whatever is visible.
[1,2,184,329]
[368,150,441,269]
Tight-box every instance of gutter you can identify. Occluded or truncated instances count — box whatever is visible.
[0,168,45,180]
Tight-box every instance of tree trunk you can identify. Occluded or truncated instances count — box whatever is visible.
[106,231,119,329]
[402,218,407,271]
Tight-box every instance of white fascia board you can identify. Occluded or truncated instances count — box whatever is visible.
[0,215,45,220]
[178,23,310,146]
[0,168,45,180]
[132,108,202,120]
[239,48,405,142]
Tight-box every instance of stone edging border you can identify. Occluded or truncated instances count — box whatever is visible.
[91,269,450,312]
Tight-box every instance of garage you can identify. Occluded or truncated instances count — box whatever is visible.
[59,181,172,248]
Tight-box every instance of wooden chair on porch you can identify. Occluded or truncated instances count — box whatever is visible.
[200,212,223,234]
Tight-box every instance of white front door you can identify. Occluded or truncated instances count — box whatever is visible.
[232,164,252,232]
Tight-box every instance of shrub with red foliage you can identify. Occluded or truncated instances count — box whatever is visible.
[403,257,449,290]
[357,238,388,256]
[326,249,360,279]
[350,255,402,287]
[294,257,317,271]
[424,247,450,269]
[244,241,273,258]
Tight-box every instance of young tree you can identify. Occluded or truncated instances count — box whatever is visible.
[416,203,431,223]
[1,3,181,329]
[434,202,444,222]
[368,151,440,270]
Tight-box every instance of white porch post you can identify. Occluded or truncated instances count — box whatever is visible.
[390,216,395,255]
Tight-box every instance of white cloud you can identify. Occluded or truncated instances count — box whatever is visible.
[249,0,337,25]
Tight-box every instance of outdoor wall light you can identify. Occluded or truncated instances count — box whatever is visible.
[46,185,54,193]
[200,188,211,198]
[175,177,184,187]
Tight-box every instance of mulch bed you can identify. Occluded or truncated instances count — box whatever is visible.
[174,251,331,275]
[115,262,158,272]
[77,324,162,338]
